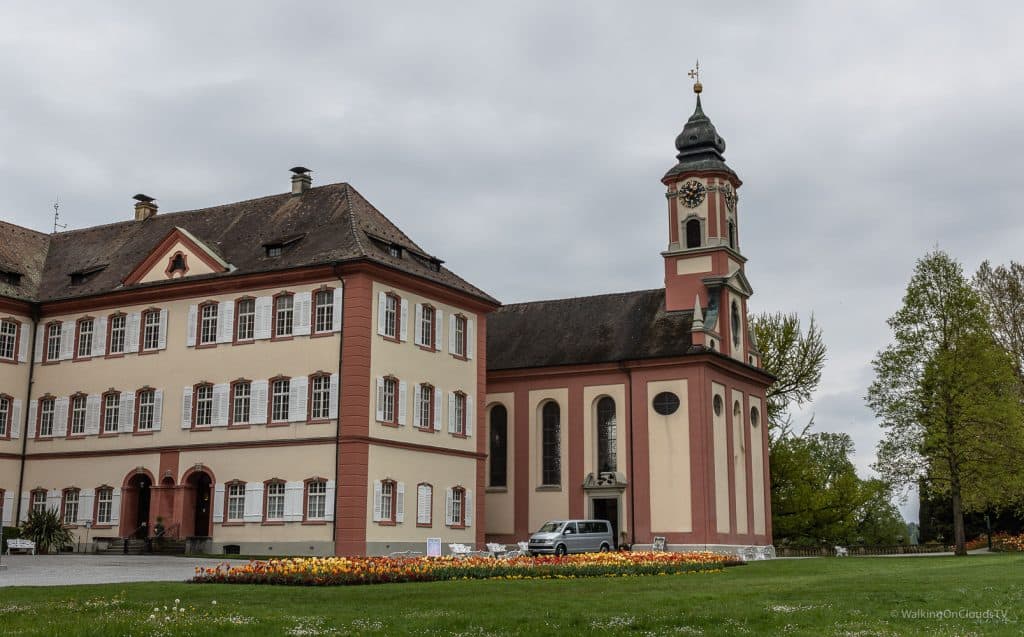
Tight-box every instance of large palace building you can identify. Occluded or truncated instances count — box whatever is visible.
[0,89,773,555]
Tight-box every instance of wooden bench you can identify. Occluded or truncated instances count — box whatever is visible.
[6,539,36,555]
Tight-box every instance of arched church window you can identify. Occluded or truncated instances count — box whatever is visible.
[596,397,617,473]
[731,301,742,348]
[728,221,737,249]
[489,405,508,488]
[685,218,701,249]
[541,402,561,486]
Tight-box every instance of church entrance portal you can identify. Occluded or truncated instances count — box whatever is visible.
[126,474,151,539]
[187,471,213,537]
[592,498,619,548]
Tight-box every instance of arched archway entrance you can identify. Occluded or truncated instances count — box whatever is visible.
[122,472,153,538]
[184,470,214,537]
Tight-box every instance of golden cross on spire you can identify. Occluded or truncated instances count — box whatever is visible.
[688,60,703,94]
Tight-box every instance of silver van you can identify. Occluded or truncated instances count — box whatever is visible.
[528,519,614,556]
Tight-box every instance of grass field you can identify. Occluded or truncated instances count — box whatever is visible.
[1,554,1021,636]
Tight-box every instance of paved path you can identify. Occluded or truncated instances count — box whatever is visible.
[0,554,245,587]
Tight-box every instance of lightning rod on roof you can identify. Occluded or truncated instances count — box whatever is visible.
[52,198,67,234]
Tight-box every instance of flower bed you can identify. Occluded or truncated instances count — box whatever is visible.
[193,551,739,586]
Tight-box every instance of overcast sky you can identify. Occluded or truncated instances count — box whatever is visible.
[3,2,1023,521]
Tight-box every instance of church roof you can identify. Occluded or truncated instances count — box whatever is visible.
[487,288,695,371]
[663,95,738,181]
[0,183,497,305]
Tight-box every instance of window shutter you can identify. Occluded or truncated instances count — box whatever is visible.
[217,303,233,344]
[250,380,268,424]
[18,493,29,524]
[33,325,44,363]
[27,401,37,439]
[433,386,443,431]
[244,483,264,522]
[10,399,21,439]
[254,297,273,340]
[413,304,423,346]
[118,392,135,433]
[328,373,339,420]
[289,376,308,422]
[84,395,100,435]
[465,395,474,437]
[92,316,107,357]
[18,322,30,362]
[186,304,198,347]
[448,392,456,433]
[284,481,304,521]
[126,312,141,353]
[397,381,408,426]
[448,315,456,354]
[59,321,74,360]
[151,389,163,431]
[435,309,444,351]
[465,490,474,527]
[212,384,230,427]
[325,480,336,521]
[158,309,169,350]
[375,377,385,422]
[109,488,121,524]
[417,485,431,525]
[445,488,454,526]
[181,387,193,429]
[293,291,312,336]
[1,492,13,525]
[372,481,383,522]
[212,484,224,523]
[413,384,422,426]
[396,482,405,523]
[47,489,62,512]
[400,299,409,342]
[54,397,69,437]
[78,488,95,525]
[377,292,387,335]
[467,319,475,360]
[332,285,344,332]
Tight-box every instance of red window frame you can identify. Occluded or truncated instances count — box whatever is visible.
[139,308,162,354]
[382,293,401,341]
[192,383,214,429]
[134,387,156,434]
[262,479,286,524]
[67,392,88,438]
[451,391,467,438]
[100,390,121,436]
[380,375,398,426]
[452,314,468,359]
[228,379,252,428]
[416,384,434,431]
[311,286,336,337]
[36,395,56,439]
[378,478,397,526]
[271,292,295,341]
[0,393,12,440]
[450,486,466,529]
[303,478,328,524]
[223,480,246,525]
[420,304,437,350]
[416,482,433,528]
[93,485,114,528]
[268,375,291,425]
[61,487,80,527]
[73,317,95,361]
[106,312,127,358]
[29,488,47,516]
[233,297,256,344]
[195,301,218,349]
[307,372,332,423]
[43,320,62,363]
[0,317,22,363]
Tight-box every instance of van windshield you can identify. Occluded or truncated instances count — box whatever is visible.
[538,522,563,533]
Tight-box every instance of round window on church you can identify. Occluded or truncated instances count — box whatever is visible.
[713,395,723,417]
[652,392,680,416]
[751,406,760,428]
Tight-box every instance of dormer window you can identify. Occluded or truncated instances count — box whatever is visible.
[0,270,21,286]
[388,244,402,258]
[266,245,283,258]
[262,233,305,259]
[69,265,107,287]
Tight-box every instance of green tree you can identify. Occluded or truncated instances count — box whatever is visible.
[20,508,73,554]
[867,250,1024,555]
[750,312,827,442]
[974,260,1024,377]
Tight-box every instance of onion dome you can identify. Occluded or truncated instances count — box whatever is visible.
[664,94,737,181]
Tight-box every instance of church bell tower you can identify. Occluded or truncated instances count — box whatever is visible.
[661,67,759,367]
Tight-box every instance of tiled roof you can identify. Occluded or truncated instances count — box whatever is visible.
[487,288,695,371]
[0,183,497,305]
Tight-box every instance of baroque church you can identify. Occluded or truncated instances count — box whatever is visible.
[0,84,773,555]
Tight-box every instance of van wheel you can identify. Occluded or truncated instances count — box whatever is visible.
[555,544,568,557]
[600,543,611,552]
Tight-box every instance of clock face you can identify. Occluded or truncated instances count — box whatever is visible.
[678,180,706,208]
[723,184,738,212]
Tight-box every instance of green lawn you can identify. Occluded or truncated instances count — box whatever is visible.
[2,554,1022,636]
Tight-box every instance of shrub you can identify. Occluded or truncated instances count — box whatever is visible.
[20,508,74,554]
